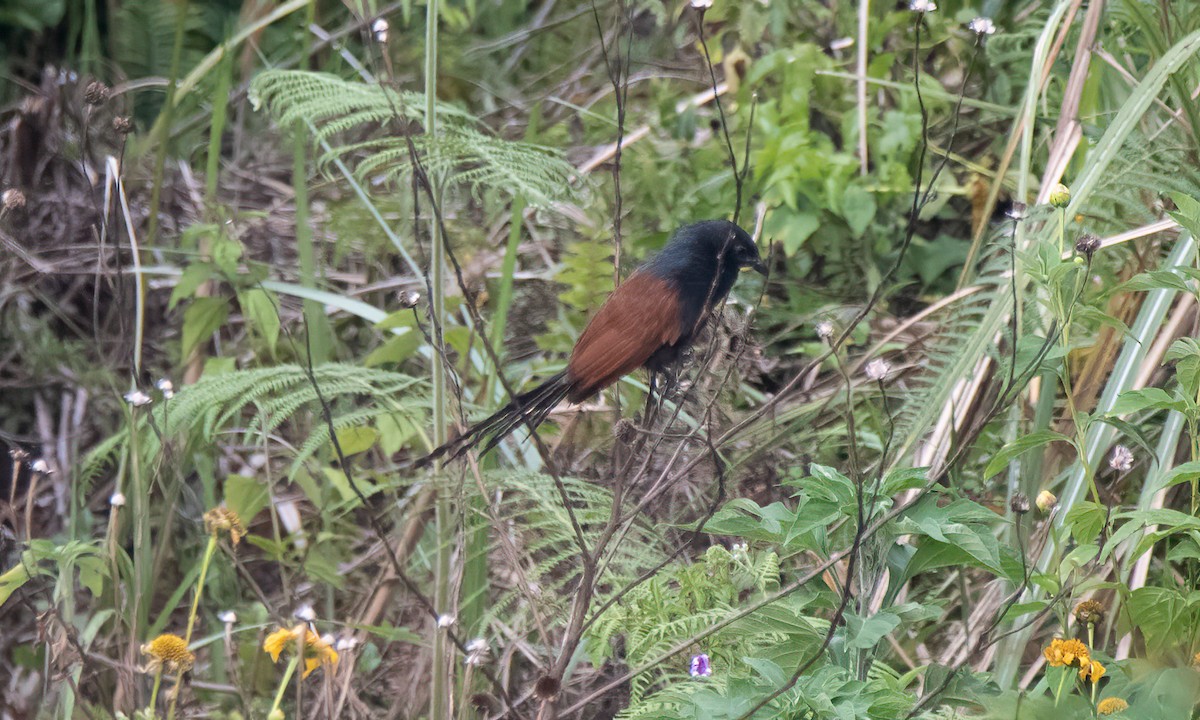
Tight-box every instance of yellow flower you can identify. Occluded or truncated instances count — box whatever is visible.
[1193,651,1200,668]
[1073,600,1105,625]
[1097,697,1128,715]
[203,506,245,545]
[141,633,195,674]
[1079,659,1106,683]
[1036,490,1058,513]
[263,624,339,678]
[1042,637,1089,667]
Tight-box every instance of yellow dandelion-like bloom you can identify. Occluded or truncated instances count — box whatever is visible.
[203,506,245,545]
[1042,637,1089,667]
[263,624,339,678]
[1079,659,1106,683]
[141,633,195,674]
[1097,697,1128,715]
[1073,600,1105,625]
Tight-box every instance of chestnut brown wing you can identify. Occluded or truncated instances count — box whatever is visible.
[565,272,682,402]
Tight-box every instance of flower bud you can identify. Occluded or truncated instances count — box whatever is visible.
[1048,183,1071,208]
[1036,489,1057,513]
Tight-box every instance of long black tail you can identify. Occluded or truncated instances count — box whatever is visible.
[415,370,572,467]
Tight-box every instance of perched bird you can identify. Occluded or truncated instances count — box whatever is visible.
[419,219,766,466]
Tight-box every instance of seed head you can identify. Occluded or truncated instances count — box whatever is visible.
[1097,698,1129,716]
[399,290,421,309]
[1109,445,1133,473]
[968,17,997,35]
[2,189,26,211]
[1075,234,1101,259]
[84,81,110,107]
[113,116,134,135]
[1074,600,1105,626]
[124,390,152,407]
[371,17,389,43]
[909,0,937,12]
[864,358,891,382]
[1010,493,1030,514]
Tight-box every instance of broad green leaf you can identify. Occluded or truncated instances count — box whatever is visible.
[181,297,230,359]
[169,262,214,309]
[1064,501,1108,544]
[843,610,900,650]
[984,431,1073,478]
[1109,387,1186,415]
[333,426,379,456]
[239,289,281,355]
[224,473,270,523]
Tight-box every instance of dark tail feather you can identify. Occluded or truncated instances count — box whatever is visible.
[416,371,572,467]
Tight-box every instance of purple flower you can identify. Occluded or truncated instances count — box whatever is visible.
[689,653,712,677]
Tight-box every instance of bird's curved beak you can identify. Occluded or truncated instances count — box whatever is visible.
[750,258,768,276]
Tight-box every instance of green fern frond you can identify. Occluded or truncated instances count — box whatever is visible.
[249,69,578,207]
[79,365,429,483]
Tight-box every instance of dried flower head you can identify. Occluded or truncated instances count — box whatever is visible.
[8,447,29,462]
[1097,697,1129,715]
[84,81,110,106]
[156,378,174,399]
[113,116,134,135]
[1010,493,1030,514]
[968,17,996,35]
[909,0,937,12]
[203,506,245,545]
[1074,600,1105,626]
[437,614,456,628]
[689,653,712,677]
[371,17,389,43]
[218,610,237,624]
[263,624,339,678]
[1043,637,1089,668]
[1048,183,1071,208]
[1036,489,1057,513]
[534,675,561,699]
[2,189,25,211]
[1109,445,1133,473]
[464,637,489,666]
[815,320,834,340]
[864,358,891,382]
[1079,658,1106,683]
[293,604,316,622]
[1076,233,1102,259]
[30,459,51,474]
[399,290,422,309]
[142,633,195,674]
[1005,202,1027,221]
[124,390,152,407]
[110,492,127,507]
